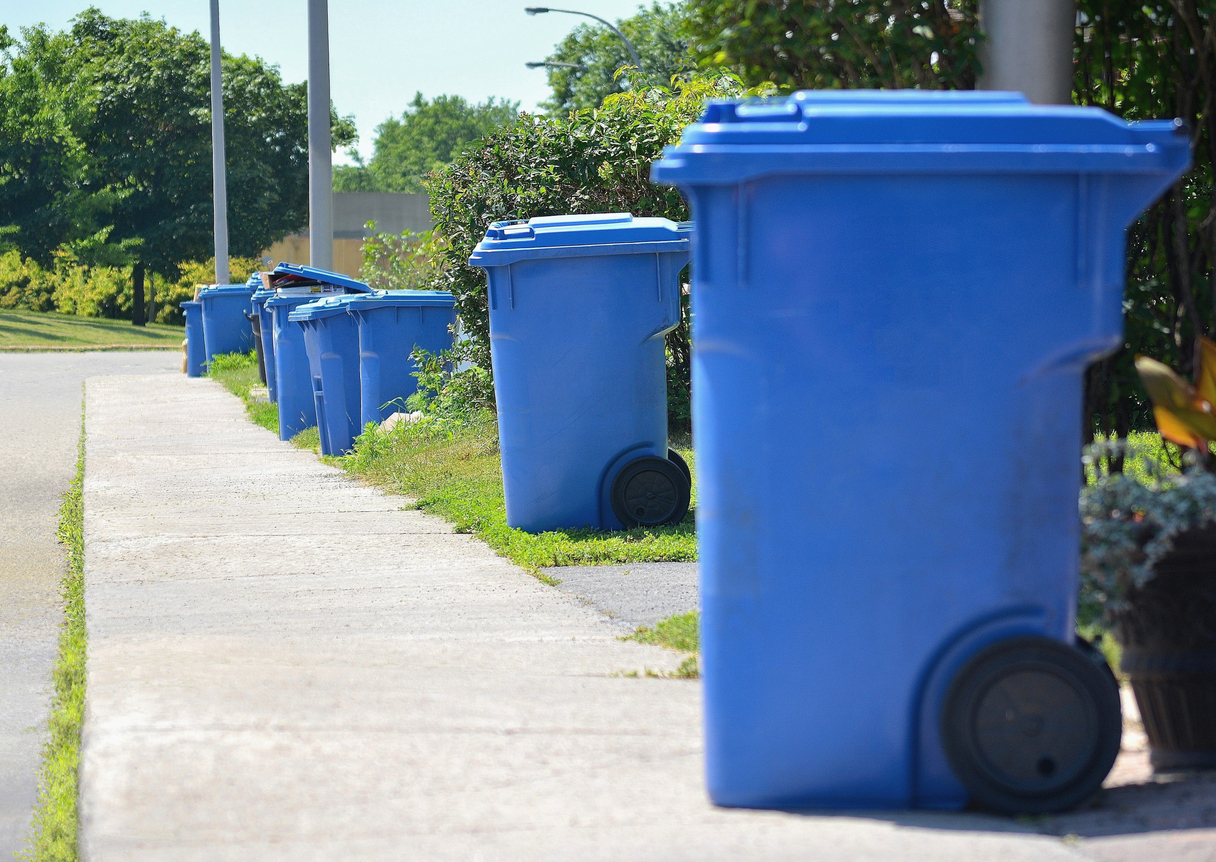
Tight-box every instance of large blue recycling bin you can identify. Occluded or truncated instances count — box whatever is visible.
[347,291,458,426]
[265,265,373,442]
[291,295,362,456]
[651,91,1190,812]
[469,213,691,532]
[180,300,205,378]
[251,287,277,402]
[197,284,255,365]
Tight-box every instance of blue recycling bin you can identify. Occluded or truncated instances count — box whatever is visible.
[267,293,324,440]
[291,295,362,456]
[180,300,205,378]
[265,265,373,442]
[251,287,277,402]
[347,291,458,426]
[469,213,691,532]
[197,284,256,365]
[651,91,1191,814]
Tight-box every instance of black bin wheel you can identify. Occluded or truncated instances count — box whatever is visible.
[610,455,691,528]
[940,636,1122,815]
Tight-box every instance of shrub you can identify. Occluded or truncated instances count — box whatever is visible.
[425,73,745,427]
[359,225,444,292]
[0,250,260,323]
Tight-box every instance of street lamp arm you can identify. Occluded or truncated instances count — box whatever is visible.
[524,6,643,73]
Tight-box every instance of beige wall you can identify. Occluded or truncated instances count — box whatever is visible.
[262,236,365,279]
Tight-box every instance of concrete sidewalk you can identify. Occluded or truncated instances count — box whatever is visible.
[78,374,1210,861]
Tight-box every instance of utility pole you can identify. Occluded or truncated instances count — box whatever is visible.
[210,0,229,284]
[307,0,334,271]
[977,0,1076,105]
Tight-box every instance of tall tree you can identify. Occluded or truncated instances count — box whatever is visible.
[0,24,104,265]
[333,93,518,193]
[538,2,697,112]
[684,0,982,90]
[1,11,355,323]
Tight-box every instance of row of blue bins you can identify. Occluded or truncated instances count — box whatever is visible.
[183,263,456,456]
[179,91,1192,818]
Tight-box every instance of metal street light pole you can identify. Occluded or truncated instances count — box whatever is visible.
[209,0,229,285]
[524,7,643,73]
[308,0,334,271]
[977,0,1075,105]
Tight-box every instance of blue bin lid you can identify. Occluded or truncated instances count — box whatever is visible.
[270,262,373,293]
[469,213,690,267]
[251,288,275,303]
[179,300,200,309]
[197,283,256,297]
[345,290,457,311]
[287,294,362,322]
[651,90,1191,183]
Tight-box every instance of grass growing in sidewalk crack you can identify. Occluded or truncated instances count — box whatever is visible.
[20,408,87,861]
[206,350,698,575]
[624,611,700,678]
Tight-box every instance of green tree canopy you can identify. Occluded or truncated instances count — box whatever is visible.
[0,9,356,277]
[334,93,519,193]
[538,2,697,113]
[0,24,101,265]
[684,0,982,90]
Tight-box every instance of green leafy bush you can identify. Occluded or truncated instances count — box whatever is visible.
[425,73,744,426]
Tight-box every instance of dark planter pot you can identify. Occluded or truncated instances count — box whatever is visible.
[1114,525,1216,771]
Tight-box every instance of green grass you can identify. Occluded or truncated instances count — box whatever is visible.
[207,351,278,433]
[625,610,701,678]
[344,414,697,573]
[20,409,87,861]
[0,308,184,350]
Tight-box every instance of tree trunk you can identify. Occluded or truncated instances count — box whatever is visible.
[132,262,146,327]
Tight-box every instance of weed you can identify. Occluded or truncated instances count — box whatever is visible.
[626,610,699,653]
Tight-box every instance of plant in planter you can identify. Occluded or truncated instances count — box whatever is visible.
[1080,338,1216,771]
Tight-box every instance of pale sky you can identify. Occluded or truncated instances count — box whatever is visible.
[1,0,650,163]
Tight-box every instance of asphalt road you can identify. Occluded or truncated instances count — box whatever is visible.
[0,351,179,856]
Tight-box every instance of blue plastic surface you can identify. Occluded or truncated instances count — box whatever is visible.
[469,213,690,532]
[290,295,362,456]
[346,291,458,426]
[266,293,321,440]
[271,262,373,293]
[251,288,278,403]
[197,284,255,364]
[180,301,205,378]
[650,91,1191,810]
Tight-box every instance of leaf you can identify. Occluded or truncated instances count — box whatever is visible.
[1152,406,1209,450]
[1135,354,1216,445]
